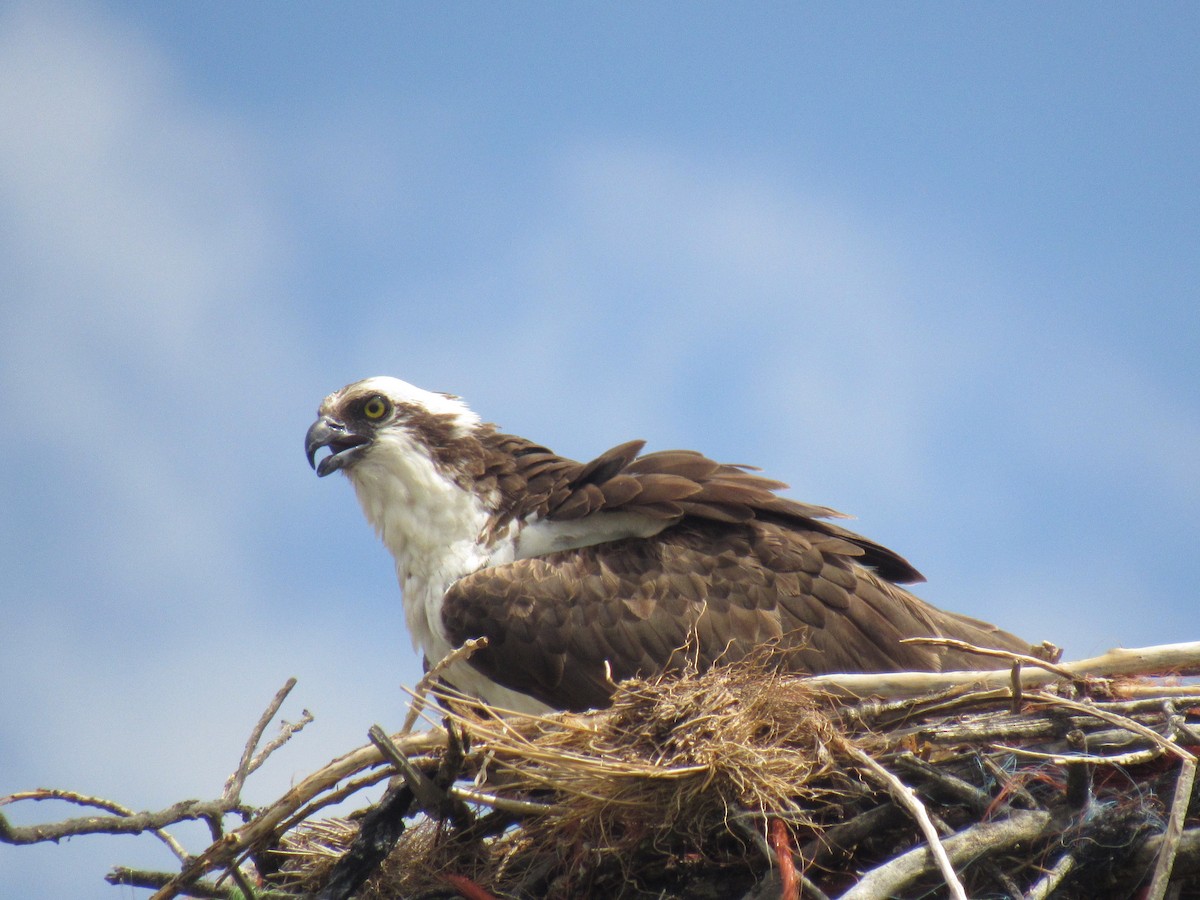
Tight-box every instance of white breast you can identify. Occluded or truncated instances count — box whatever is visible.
[346,429,553,711]
[346,432,489,638]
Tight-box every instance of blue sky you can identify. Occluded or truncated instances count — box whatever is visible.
[2,3,1197,895]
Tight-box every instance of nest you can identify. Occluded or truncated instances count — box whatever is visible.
[266,645,1200,900]
[9,641,1200,899]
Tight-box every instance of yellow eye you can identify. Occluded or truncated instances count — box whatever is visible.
[362,395,389,420]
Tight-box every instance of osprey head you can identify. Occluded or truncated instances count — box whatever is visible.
[305,376,482,478]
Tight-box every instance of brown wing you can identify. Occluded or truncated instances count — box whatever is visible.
[479,435,924,583]
[442,519,1031,711]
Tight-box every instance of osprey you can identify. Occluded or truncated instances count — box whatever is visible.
[306,376,1032,713]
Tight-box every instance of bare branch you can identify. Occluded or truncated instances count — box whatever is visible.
[449,784,562,817]
[400,637,488,734]
[901,637,1083,684]
[107,867,234,898]
[11,643,1200,898]
[808,640,1200,699]
[1023,691,1196,762]
[841,744,967,900]
[837,810,1054,900]
[0,788,192,862]
[223,678,303,805]
[1024,852,1076,900]
[0,792,245,847]
[279,767,394,834]
[106,866,294,899]
[1146,757,1197,900]
[147,729,447,900]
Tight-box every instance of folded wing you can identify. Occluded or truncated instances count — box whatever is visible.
[442,518,1030,711]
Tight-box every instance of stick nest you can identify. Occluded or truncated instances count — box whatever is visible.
[8,642,1200,899]
[269,655,1200,900]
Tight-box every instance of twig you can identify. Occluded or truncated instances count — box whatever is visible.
[279,767,395,833]
[106,866,298,898]
[449,785,562,817]
[1146,757,1198,900]
[0,679,306,890]
[837,809,1053,900]
[148,730,446,900]
[797,873,833,900]
[1137,826,1200,876]
[401,637,489,734]
[979,756,1040,811]
[107,868,234,898]
[801,803,901,869]
[892,753,992,813]
[369,725,457,819]
[229,865,258,900]
[0,788,190,862]
[1064,729,1092,809]
[0,790,243,853]
[808,641,1200,699]
[1024,852,1076,900]
[12,642,1200,898]
[841,744,967,900]
[1025,692,1196,762]
[902,637,1084,685]
[223,679,304,805]
[1003,743,1167,767]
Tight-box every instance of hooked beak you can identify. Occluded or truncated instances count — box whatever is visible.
[305,416,370,477]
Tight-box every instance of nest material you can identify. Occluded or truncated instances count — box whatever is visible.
[270,655,1200,900]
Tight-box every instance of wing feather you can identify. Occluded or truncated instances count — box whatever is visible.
[483,433,926,583]
[440,520,1033,711]
[597,475,644,507]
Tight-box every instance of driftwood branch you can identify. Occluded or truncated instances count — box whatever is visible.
[837,810,1054,900]
[842,744,968,900]
[808,640,1200,698]
[1147,757,1198,900]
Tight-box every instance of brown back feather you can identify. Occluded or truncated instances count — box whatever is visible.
[483,434,923,583]
[442,520,1031,712]
[441,435,1028,710]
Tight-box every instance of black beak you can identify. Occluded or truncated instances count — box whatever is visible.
[305,416,370,477]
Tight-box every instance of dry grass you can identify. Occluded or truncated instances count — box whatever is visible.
[460,664,849,845]
[279,661,866,898]
[268,648,1200,899]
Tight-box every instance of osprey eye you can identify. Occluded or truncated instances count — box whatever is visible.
[362,396,389,420]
